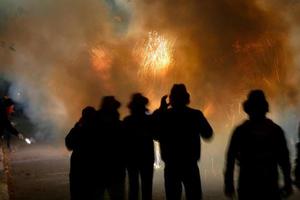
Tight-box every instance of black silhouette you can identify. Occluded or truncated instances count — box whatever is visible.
[93,96,126,200]
[0,97,23,141]
[3,130,11,149]
[224,90,293,200]
[65,106,97,200]
[123,93,154,200]
[153,84,213,200]
[295,123,300,189]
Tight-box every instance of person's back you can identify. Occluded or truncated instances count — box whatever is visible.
[158,106,211,164]
[123,93,154,200]
[230,119,289,198]
[93,96,126,200]
[155,84,213,200]
[94,106,124,171]
[224,90,292,200]
[124,111,154,165]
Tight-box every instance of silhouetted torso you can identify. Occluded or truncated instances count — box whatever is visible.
[94,109,125,170]
[0,108,18,137]
[93,109,126,200]
[156,106,212,164]
[225,118,291,200]
[154,105,213,200]
[124,113,154,164]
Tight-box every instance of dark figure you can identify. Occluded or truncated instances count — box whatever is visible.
[3,130,11,149]
[123,93,154,200]
[224,90,293,200]
[0,97,23,142]
[93,96,126,200]
[295,123,300,189]
[65,106,97,200]
[154,84,213,200]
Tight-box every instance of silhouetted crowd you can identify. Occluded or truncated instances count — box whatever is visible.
[64,84,300,200]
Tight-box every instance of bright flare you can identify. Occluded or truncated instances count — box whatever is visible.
[138,31,175,75]
[25,138,32,144]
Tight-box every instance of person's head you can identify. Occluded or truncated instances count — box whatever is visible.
[243,89,269,120]
[169,84,190,108]
[2,97,15,115]
[100,96,121,112]
[128,93,149,114]
[80,106,96,124]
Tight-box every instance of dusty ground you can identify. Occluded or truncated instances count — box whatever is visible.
[4,139,300,200]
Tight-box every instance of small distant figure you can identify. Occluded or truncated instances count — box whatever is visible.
[295,123,300,189]
[154,84,213,200]
[224,90,293,200]
[123,93,154,200]
[94,96,126,200]
[65,106,97,200]
[0,97,24,147]
[3,130,11,149]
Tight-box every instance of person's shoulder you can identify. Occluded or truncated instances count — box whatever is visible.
[186,107,207,118]
[185,106,201,114]
[233,120,250,133]
[263,118,280,128]
[265,118,284,132]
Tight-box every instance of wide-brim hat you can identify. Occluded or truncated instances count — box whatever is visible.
[128,93,149,110]
[170,83,190,105]
[100,96,121,110]
[243,89,269,114]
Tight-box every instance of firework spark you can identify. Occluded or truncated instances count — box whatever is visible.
[137,31,175,76]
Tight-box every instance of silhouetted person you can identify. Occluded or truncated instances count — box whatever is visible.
[123,93,154,200]
[295,123,300,189]
[154,84,213,200]
[3,130,11,149]
[0,97,24,144]
[94,96,125,200]
[65,106,97,200]
[224,90,293,200]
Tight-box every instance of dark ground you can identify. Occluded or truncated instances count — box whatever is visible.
[5,139,300,200]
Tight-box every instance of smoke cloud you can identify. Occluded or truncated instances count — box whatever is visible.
[0,0,300,142]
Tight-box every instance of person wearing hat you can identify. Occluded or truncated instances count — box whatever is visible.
[224,90,293,200]
[0,97,24,144]
[123,93,154,200]
[154,84,213,200]
[92,96,126,200]
[65,106,97,200]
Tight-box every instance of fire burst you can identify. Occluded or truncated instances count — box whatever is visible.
[90,47,112,74]
[137,31,175,76]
